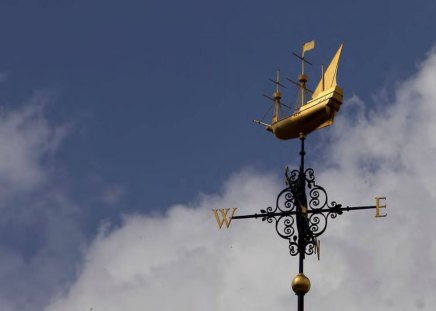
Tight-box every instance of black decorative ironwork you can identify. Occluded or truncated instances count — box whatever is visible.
[231,137,378,258]
[258,164,343,256]
[225,135,383,311]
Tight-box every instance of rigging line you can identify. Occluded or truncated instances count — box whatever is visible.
[280,99,292,111]
[260,104,274,123]
[262,94,292,110]
[293,86,300,111]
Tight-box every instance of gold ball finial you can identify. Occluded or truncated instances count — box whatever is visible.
[291,273,311,295]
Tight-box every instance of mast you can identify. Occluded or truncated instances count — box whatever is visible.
[298,40,315,108]
[272,69,281,123]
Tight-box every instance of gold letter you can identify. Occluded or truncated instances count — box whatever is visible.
[375,197,387,217]
[212,208,237,229]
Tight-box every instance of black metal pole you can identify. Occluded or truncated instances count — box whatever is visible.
[298,294,304,311]
[298,134,305,311]
[298,252,304,311]
[300,134,305,173]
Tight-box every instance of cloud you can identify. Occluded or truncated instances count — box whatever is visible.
[46,171,286,311]
[0,94,84,311]
[45,48,436,311]
[0,93,67,196]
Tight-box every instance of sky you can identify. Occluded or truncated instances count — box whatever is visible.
[0,0,436,310]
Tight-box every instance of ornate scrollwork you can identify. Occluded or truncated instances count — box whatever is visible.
[285,166,300,185]
[289,240,299,256]
[308,185,328,210]
[275,216,295,239]
[305,168,315,185]
[305,240,316,256]
[277,188,296,213]
[262,166,343,256]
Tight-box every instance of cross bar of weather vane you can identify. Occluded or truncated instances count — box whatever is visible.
[213,135,387,259]
[232,204,379,220]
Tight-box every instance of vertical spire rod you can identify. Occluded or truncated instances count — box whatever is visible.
[299,40,314,109]
[272,69,281,123]
[299,47,307,108]
[298,133,306,311]
[276,69,280,92]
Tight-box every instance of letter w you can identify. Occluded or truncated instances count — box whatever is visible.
[212,208,237,229]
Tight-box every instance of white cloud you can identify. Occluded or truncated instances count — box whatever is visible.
[46,48,436,311]
[0,94,85,311]
[0,93,67,196]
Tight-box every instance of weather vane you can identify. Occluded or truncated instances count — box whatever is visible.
[213,40,387,311]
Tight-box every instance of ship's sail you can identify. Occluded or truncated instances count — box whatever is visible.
[263,41,344,140]
[311,43,344,99]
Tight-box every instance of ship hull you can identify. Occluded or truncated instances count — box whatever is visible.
[267,86,343,140]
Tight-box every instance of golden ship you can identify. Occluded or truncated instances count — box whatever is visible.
[255,41,344,140]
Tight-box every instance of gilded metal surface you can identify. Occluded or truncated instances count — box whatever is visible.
[303,40,315,53]
[302,40,315,75]
[375,197,387,217]
[266,43,344,140]
[268,87,343,139]
[312,43,343,98]
[213,208,237,229]
[291,273,311,295]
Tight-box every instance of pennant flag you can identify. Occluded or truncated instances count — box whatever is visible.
[303,40,315,53]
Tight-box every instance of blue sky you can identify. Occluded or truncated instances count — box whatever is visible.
[1,0,435,211]
[1,1,436,310]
